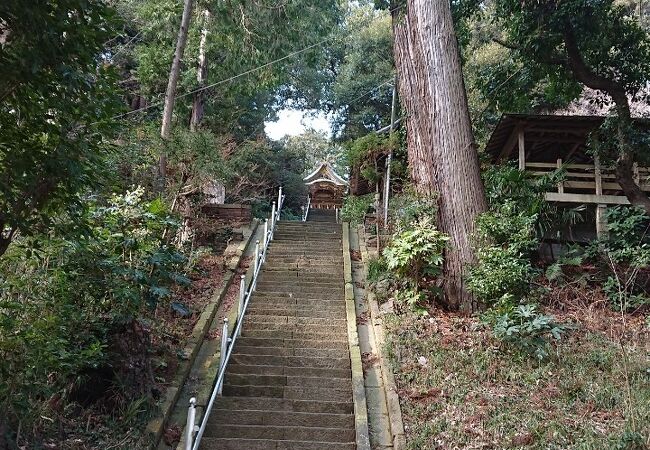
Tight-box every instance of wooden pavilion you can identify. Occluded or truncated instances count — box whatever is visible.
[303,162,348,209]
[486,113,650,237]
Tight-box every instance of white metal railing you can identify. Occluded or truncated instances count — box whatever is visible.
[185,187,285,450]
[302,195,311,222]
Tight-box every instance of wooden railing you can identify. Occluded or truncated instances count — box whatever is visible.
[524,159,650,205]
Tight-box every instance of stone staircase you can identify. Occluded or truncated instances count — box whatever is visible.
[200,217,354,449]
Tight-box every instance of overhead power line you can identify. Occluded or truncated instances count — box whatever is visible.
[112,3,405,122]
[113,37,333,120]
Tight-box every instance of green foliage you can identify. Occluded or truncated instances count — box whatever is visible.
[224,138,308,214]
[485,298,568,360]
[597,207,650,310]
[383,218,448,281]
[330,5,394,139]
[469,166,569,358]
[367,256,389,283]
[469,165,584,306]
[383,218,448,307]
[0,187,187,437]
[468,245,536,304]
[341,194,374,225]
[468,167,545,305]
[0,0,123,256]
[122,0,342,137]
[388,189,438,233]
[346,133,398,184]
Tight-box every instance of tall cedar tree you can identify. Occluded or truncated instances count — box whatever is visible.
[391,0,487,311]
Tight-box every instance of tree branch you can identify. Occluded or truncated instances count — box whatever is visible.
[562,27,630,116]
[491,38,567,65]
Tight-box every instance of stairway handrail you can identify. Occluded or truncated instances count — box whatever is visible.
[185,187,285,450]
[302,194,311,222]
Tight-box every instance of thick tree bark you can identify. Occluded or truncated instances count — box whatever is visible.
[160,0,195,178]
[190,9,210,132]
[392,0,488,311]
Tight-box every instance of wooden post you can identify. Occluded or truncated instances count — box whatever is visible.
[633,162,640,185]
[594,155,608,239]
[594,155,603,196]
[518,130,525,171]
[557,158,564,193]
[596,204,608,239]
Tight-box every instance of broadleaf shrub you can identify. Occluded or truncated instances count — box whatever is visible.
[485,299,568,360]
[382,218,448,308]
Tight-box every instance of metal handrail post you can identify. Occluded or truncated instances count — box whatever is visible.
[276,187,283,221]
[217,318,229,395]
[237,275,245,336]
[263,219,269,261]
[270,201,276,239]
[185,398,197,450]
[252,240,260,291]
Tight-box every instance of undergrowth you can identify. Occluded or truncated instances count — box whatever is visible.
[383,309,649,450]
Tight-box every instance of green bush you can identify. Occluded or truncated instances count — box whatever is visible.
[467,200,539,305]
[345,133,397,184]
[367,256,389,283]
[468,246,535,303]
[382,218,448,307]
[388,189,438,233]
[469,165,569,358]
[341,193,374,225]
[595,206,650,310]
[0,187,188,440]
[484,299,568,360]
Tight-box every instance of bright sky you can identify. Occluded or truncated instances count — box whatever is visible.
[265,109,332,140]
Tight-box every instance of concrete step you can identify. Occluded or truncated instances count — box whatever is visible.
[221,385,352,402]
[233,345,349,358]
[203,424,355,442]
[257,274,344,284]
[244,316,347,329]
[242,329,347,340]
[227,364,350,379]
[248,298,345,307]
[236,337,348,350]
[272,237,342,242]
[208,409,354,428]
[256,278,343,286]
[264,256,342,263]
[265,250,342,256]
[242,322,346,334]
[230,354,351,369]
[247,307,346,318]
[216,396,353,414]
[201,437,354,450]
[255,285,344,296]
[251,293,344,303]
[262,267,344,275]
[225,374,352,389]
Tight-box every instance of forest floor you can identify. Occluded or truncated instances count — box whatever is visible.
[382,296,649,449]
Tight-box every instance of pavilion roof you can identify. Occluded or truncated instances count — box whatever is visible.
[304,162,348,186]
[485,113,650,164]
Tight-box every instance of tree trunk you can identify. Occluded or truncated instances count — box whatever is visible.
[392,0,487,311]
[159,0,195,178]
[190,9,210,132]
[562,28,650,214]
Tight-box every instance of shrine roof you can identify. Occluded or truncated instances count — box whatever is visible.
[304,162,348,186]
